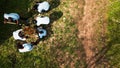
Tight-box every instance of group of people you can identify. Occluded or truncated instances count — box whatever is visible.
[4,1,50,53]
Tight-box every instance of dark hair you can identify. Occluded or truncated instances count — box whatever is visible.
[31,38,40,45]
[17,44,24,49]
[41,10,46,13]
[39,31,43,34]
[32,20,37,24]
[16,40,25,49]
[18,31,25,38]
[33,4,38,10]
[8,17,14,22]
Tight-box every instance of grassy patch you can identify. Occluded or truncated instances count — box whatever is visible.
[105,0,120,67]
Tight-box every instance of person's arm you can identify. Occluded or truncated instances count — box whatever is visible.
[16,20,19,24]
[4,18,7,24]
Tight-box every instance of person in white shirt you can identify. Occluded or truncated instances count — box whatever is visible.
[13,29,26,41]
[4,13,20,24]
[35,16,50,26]
[33,1,50,13]
[37,28,47,38]
[16,41,33,53]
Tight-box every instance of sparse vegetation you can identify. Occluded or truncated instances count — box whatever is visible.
[105,0,120,67]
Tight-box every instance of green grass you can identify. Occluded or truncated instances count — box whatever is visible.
[105,0,120,67]
[0,0,84,68]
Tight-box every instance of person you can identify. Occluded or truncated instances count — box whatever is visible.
[4,13,20,24]
[37,28,47,38]
[33,1,50,13]
[13,29,27,41]
[16,40,33,53]
[34,16,50,26]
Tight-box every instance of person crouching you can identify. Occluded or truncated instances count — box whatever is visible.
[4,13,20,24]
[16,40,33,53]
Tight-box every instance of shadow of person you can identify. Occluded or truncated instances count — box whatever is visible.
[49,0,60,11]
[40,11,63,41]
[49,11,63,23]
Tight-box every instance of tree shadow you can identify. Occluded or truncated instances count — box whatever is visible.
[0,0,33,45]
[0,23,19,45]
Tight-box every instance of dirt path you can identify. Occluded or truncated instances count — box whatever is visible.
[78,0,108,67]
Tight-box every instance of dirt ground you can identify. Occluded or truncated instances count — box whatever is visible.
[76,0,108,67]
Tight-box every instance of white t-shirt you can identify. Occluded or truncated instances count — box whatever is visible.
[13,29,26,41]
[37,1,50,13]
[36,16,50,26]
[4,13,20,21]
[37,28,47,38]
[19,43,33,52]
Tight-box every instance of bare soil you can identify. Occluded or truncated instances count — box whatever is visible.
[77,0,108,67]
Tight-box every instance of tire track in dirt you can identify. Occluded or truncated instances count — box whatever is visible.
[78,0,108,67]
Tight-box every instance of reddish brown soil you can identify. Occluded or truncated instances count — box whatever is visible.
[77,0,108,67]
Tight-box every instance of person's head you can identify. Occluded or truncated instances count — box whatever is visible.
[41,10,46,13]
[18,31,25,38]
[8,17,14,22]
[33,4,39,10]
[32,19,37,24]
[39,31,44,34]
[16,40,25,49]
